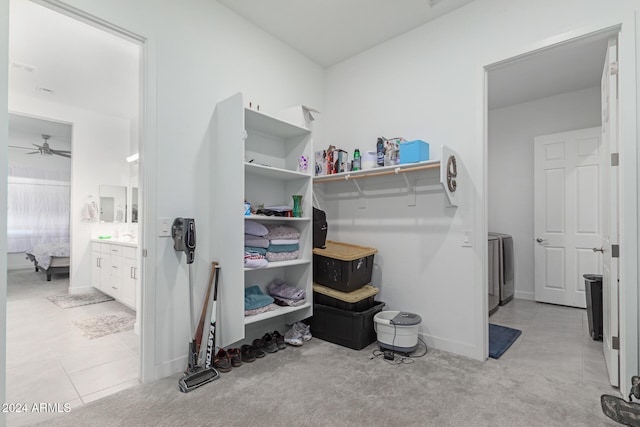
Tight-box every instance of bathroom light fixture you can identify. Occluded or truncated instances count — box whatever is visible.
[126,153,139,163]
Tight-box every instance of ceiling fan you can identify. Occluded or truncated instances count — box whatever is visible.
[9,134,71,158]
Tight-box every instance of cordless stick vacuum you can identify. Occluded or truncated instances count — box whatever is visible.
[172,218,220,393]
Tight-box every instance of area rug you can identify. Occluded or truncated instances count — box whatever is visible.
[72,312,135,339]
[489,323,522,359]
[47,292,114,309]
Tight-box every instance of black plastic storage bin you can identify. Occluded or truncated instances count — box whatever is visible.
[313,283,379,312]
[584,274,603,341]
[313,241,377,292]
[308,301,385,350]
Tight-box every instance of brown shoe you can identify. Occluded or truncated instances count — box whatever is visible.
[213,348,232,373]
[228,348,243,367]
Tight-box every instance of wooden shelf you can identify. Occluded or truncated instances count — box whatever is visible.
[244,302,311,325]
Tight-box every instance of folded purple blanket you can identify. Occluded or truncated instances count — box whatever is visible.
[267,278,306,301]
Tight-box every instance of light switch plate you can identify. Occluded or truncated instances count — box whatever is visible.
[158,217,172,237]
[462,230,472,247]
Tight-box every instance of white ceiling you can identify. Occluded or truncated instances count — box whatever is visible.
[9,0,140,120]
[216,0,476,67]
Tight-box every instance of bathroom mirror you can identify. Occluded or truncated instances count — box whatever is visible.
[99,185,127,223]
[131,187,138,223]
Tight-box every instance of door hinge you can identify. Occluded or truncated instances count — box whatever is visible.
[611,153,619,166]
[611,61,619,76]
[612,336,619,350]
[143,248,148,257]
[612,244,620,258]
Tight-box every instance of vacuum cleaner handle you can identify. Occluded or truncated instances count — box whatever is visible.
[172,217,196,264]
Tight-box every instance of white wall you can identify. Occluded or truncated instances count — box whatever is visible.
[23,0,326,381]
[0,0,8,421]
[9,93,132,292]
[488,86,602,300]
[323,0,639,360]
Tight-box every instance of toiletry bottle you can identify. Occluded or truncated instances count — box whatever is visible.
[376,138,385,166]
[353,149,361,171]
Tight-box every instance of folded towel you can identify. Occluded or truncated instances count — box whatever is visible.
[244,251,268,269]
[245,303,278,316]
[266,243,299,253]
[245,220,269,237]
[266,251,299,262]
[265,224,300,240]
[245,234,270,248]
[244,285,274,310]
[268,278,306,301]
[244,246,267,256]
[273,296,307,307]
[270,239,299,245]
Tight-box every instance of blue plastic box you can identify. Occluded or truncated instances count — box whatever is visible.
[399,140,430,164]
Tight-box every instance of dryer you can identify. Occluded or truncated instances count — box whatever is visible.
[488,232,514,305]
[488,235,500,315]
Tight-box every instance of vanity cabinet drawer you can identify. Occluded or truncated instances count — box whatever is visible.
[123,246,136,259]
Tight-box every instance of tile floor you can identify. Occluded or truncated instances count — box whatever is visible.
[5,269,140,427]
[489,298,615,391]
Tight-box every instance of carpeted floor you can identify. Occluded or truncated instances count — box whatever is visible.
[31,338,618,427]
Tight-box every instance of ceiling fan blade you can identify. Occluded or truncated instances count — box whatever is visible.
[26,151,41,155]
[8,145,32,150]
[52,151,71,158]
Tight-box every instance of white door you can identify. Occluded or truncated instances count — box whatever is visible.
[601,37,619,387]
[534,127,604,308]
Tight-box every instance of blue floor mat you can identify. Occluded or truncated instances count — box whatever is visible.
[489,323,522,359]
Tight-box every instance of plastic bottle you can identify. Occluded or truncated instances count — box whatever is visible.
[376,138,385,167]
[353,149,361,171]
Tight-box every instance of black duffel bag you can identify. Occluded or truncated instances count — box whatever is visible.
[313,207,328,249]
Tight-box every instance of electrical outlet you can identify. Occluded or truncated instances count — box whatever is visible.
[158,217,172,237]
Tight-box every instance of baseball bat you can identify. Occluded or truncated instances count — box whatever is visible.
[204,265,221,369]
[195,261,217,354]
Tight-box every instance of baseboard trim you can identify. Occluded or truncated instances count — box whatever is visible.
[514,290,535,301]
[418,332,482,361]
[68,285,96,295]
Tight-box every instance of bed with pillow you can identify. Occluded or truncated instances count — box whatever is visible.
[25,243,70,281]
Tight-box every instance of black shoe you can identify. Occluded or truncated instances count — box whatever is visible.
[240,345,256,363]
[271,330,286,350]
[601,394,640,426]
[250,340,266,358]
[261,333,278,353]
[228,348,243,367]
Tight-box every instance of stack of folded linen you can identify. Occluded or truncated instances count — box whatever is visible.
[265,224,300,262]
[245,220,269,268]
[244,285,277,316]
[268,278,306,307]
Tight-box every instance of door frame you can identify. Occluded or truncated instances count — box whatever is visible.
[5,0,159,386]
[478,18,638,394]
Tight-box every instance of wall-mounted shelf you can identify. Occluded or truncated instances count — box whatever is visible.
[313,144,460,207]
[244,258,311,271]
[244,215,311,222]
[244,302,312,325]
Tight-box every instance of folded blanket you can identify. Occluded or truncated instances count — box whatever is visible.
[245,234,270,248]
[245,303,278,316]
[244,285,274,310]
[266,251,299,262]
[267,243,299,253]
[270,239,299,245]
[245,220,268,237]
[273,296,307,307]
[265,224,300,240]
[268,278,306,301]
[244,246,267,256]
[244,251,268,269]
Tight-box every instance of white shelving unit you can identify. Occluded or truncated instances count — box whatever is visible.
[211,93,313,348]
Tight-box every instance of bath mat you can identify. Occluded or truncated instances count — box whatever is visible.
[72,312,135,339]
[489,323,521,359]
[47,292,114,309]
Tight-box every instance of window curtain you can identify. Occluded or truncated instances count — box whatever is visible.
[7,166,70,253]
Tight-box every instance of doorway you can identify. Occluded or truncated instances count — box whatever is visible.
[6,0,144,423]
[485,31,617,388]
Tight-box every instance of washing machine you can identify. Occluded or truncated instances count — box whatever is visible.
[488,232,514,305]
[488,235,500,315]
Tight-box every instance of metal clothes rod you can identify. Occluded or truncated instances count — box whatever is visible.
[315,163,440,183]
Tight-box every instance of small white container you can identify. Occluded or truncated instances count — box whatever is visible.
[361,150,377,170]
[374,310,421,353]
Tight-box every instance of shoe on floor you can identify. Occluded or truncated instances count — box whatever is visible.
[284,325,303,346]
[240,344,256,363]
[250,339,267,358]
[294,322,312,341]
[271,330,286,350]
[213,348,232,373]
[228,348,243,367]
[601,394,640,426]
[261,333,278,353]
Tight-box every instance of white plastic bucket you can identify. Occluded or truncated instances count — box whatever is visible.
[374,310,421,353]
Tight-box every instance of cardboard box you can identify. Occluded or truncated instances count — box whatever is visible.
[399,140,430,164]
[315,150,327,176]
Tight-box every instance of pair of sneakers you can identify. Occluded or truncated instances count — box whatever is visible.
[284,322,312,346]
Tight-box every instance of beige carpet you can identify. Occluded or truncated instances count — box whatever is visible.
[30,338,618,427]
[71,312,135,339]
